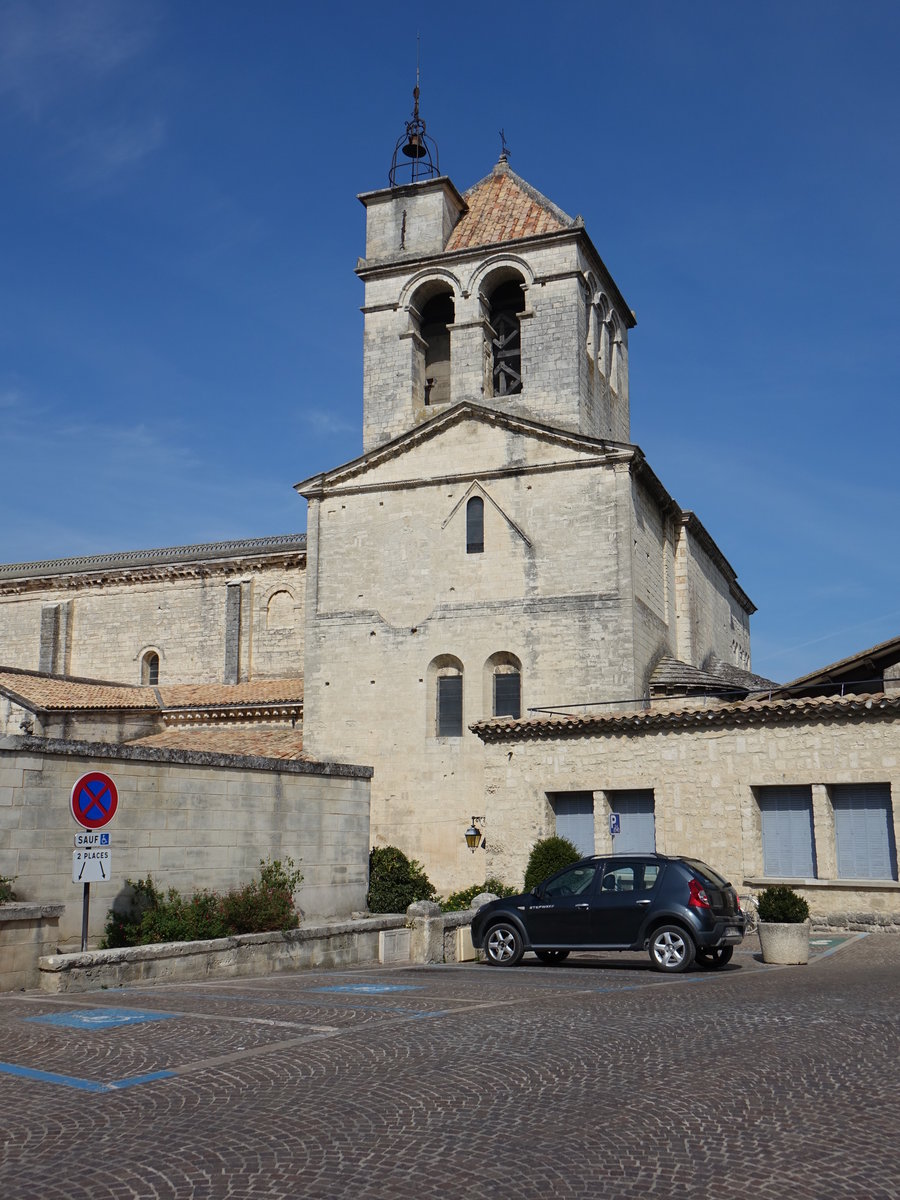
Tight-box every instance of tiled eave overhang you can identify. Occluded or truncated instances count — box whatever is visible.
[472,693,900,744]
[0,536,307,595]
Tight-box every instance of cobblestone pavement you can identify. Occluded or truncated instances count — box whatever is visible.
[1,934,898,1199]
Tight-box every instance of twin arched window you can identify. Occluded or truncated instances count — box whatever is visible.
[429,653,522,737]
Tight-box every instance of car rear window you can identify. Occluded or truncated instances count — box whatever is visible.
[681,859,729,889]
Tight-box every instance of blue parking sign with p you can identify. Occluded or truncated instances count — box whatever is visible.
[609,813,621,837]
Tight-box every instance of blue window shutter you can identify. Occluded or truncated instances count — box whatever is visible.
[551,793,594,857]
[758,787,816,877]
[609,790,656,853]
[832,784,897,880]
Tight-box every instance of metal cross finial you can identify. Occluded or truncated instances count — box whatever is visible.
[499,129,510,162]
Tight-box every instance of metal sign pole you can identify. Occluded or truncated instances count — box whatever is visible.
[81,882,90,952]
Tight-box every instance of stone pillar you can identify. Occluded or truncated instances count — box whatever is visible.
[812,784,837,879]
[406,900,444,964]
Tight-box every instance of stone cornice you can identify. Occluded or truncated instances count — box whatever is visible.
[0,536,306,595]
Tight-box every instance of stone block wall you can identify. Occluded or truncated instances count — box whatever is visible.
[0,562,305,685]
[0,737,371,948]
[479,709,900,921]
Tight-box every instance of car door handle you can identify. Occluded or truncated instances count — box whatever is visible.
[575,903,590,910]
[636,899,652,906]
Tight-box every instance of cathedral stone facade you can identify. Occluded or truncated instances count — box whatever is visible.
[0,154,760,898]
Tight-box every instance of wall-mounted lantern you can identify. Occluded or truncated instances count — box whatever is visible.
[465,816,486,852]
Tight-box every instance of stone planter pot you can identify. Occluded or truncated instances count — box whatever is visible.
[758,919,811,964]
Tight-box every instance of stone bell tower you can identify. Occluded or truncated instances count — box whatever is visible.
[356,95,636,452]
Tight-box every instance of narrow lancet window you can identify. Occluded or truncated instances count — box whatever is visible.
[466,496,484,554]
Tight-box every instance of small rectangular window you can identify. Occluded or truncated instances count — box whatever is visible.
[494,672,520,719]
[758,786,817,877]
[437,675,463,737]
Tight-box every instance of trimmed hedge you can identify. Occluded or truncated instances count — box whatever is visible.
[367,846,438,913]
[523,836,582,892]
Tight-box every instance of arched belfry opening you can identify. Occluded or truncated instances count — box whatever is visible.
[488,278,525,396]
[419,290,455,405]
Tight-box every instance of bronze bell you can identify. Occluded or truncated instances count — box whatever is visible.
[402,133,427,159]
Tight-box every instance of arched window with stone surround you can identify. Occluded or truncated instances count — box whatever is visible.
[487,276,525,396]
[141,651,160,685]
[484,652,522,719]
[428,655,464,738]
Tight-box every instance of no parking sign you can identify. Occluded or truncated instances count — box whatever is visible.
[70,772,118,830]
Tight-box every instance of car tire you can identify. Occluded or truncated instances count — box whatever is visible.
[534,949,570,965]
[648,925,696,973]
[484,921,525,967]
[695,946,734,969]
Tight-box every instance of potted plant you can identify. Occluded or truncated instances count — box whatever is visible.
[756,884,811,964]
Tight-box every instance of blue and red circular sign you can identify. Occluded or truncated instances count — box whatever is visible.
[70,772,119,830]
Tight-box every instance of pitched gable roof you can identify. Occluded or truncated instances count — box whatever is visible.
[295,400,632,496]
[445,159,575,252]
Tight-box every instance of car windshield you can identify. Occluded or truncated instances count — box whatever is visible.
[681,859,729,889]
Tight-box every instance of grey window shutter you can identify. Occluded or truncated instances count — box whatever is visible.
[551,793,595,857]
[494,672,520,718]
[437,675,463,737]
[758,787,816,877]
[832,784,897,880]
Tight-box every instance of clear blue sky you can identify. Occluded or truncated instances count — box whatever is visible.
[2,0,899,685]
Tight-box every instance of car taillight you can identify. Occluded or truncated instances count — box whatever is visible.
[688,878,711,909]
[735,893,742,911]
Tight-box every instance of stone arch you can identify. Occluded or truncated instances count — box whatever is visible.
[139,647,162,685]
[406,275,460,408]
[265,588,295,630]
[483,651,522,719]
[427,653,465,738]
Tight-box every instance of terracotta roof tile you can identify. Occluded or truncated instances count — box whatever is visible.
[157,679,304,710]
[129,727,305,760]
[0,668,156,712]
[445,163,573,252]
[472,692,900,742]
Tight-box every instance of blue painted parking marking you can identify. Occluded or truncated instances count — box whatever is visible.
[0,1061,175,1092]
[25,1008,177,1030]
[308,984,424,995]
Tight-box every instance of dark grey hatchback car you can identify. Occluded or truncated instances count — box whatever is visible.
[470,854,745,972]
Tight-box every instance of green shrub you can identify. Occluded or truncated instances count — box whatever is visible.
[220,857,303,933]
[757,884,810,924]
[367,846,437,913]
[441,878,517,912]
[523,836,582,892]
[0,876,16,903]
[100,858,304,948]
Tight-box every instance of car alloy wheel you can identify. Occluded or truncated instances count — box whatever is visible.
[484,921,524,967]
[648,924,696,973]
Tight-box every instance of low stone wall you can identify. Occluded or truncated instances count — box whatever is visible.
[38,906,481,994]
[1,902,65,991]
